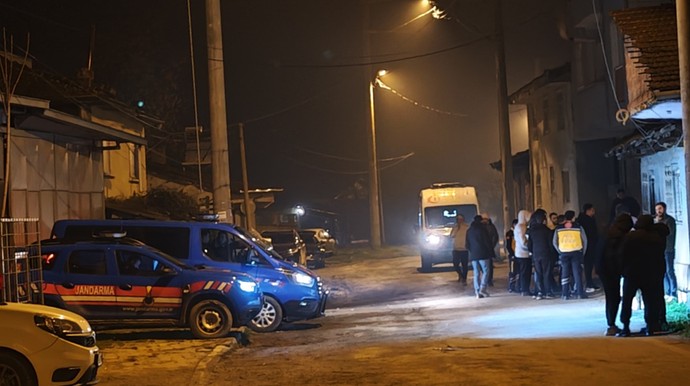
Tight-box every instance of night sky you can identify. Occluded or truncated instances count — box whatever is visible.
[1,0,571,244]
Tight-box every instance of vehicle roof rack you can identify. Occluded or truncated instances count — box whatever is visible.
[430,182,466,188]
[92,231,127,239]
[193,213,220,222]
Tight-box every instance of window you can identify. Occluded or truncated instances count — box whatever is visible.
[555,91,566,131]
[63,226,191,260]
[129,144,140,181]
[575,41,598,87]
[542,98,551,135]
[561,170,571,205]
[535,174,542,208]
[103,141,116,178]
[201,229,253,264]
[68,250,107,275]
[116,250,168,276]
[665,164,683,225]
[549,166,556,194]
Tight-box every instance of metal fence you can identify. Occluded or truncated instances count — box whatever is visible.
[0,218,43,304]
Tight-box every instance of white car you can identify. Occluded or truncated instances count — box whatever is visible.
[0,301,101,386]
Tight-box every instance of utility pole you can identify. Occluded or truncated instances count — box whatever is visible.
[494,0,515,234]
[678,0,689,262]
[206,0,233,223]
[362,0,382,248]
[238,122,255,230]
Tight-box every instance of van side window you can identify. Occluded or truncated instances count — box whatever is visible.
[68,250,107,275]
[116,250,168,276]
[63,225,191,260]
[201,229,253,264]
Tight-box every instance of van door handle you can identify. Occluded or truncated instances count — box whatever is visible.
[61,282,75,289]
[119,284,132,291]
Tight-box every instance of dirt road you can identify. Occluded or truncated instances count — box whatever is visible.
[98,248,690,385]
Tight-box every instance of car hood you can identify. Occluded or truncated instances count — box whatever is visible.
[0,302,92,331]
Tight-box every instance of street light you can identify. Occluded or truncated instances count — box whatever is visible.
[368,69,388,248]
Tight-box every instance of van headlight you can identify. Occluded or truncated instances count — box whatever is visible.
[293,272,315,287]
[277,268,316,287]
[237,279,258,293]
[425,234,441,246]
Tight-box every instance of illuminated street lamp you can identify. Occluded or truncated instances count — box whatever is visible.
[368,69,388,248]
[294,205,305,228]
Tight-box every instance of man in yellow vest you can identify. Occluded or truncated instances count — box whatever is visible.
[553,210,588,300]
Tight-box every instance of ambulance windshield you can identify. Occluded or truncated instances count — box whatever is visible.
[424,205,478,228]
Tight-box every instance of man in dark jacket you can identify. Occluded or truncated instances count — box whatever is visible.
[506,219,518,293]
[577,203,600,292]
[596,213,633,336]
[528,210,555,300]
[655,202,677,300]
[618,215,668,336]
[466,215,493,298]
[481,213,499,287]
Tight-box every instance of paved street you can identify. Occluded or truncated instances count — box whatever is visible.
[96,249,690,385]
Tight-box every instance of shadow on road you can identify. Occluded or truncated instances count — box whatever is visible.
[95,327,249,343]
[415,266,457,274]
[280,322,322,331]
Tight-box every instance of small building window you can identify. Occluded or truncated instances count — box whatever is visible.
[129,144,140,181]
[549,166,556,194]
[555,91,566,131]
[561,170,570,205]
[542,98,551,135]
[535,174,542,208]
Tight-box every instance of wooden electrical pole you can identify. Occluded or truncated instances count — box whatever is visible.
[205,0,233,223]
[495,0,515,233]
[362,0,382,248]
[238,122,255,230]
[677,0,689,266]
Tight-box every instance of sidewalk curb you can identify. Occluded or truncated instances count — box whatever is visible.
[189,340,238,385]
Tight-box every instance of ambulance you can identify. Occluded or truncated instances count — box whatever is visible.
[418,183,479,271]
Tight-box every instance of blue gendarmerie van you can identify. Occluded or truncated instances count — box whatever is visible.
[39,235,263,339]
[51,219,328,332]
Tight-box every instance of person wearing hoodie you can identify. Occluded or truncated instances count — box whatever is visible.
[618,214,668,336]
[596,213,633,336]
[527,209,556,300]
[514,210,532,296]
[465,215,494,298]
[553,210,588,300]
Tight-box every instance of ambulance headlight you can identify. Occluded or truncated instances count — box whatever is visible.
[425,234,441,246]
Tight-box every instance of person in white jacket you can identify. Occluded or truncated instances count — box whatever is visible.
[514,210,532,295]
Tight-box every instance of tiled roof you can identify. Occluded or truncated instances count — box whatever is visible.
[611,5,679,93]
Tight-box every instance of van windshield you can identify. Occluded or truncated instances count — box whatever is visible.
[424,205,478,228]
[233,226,285,261]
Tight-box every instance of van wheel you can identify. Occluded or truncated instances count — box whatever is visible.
[420,255,432,272]
[0,352,37,386]
[189,300,234,339]
[249,296,283,332]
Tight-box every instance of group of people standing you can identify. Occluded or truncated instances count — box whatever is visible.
[507,206,598,300]
[599,199,677,336]
[449,188,679,336]
[450,213,498,299]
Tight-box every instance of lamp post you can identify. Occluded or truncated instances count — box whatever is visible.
[368,69,388,248]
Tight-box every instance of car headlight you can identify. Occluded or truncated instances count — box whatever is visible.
[237,279,258,293]
[34,315,83,336]
[425,234,441,246]
[293,272,315,286]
